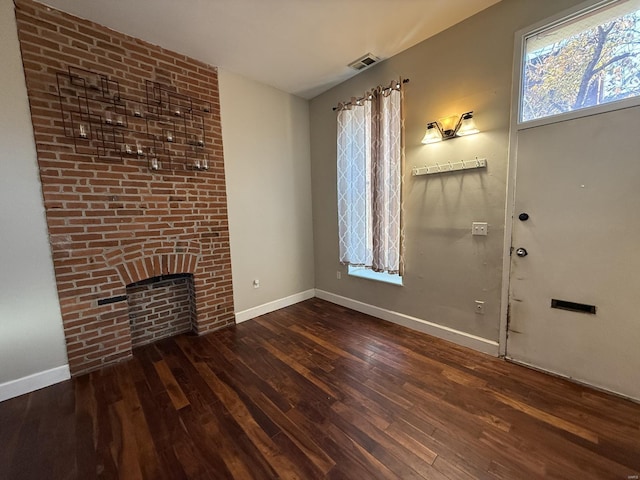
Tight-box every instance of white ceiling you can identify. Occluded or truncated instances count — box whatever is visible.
[41,0,502,99]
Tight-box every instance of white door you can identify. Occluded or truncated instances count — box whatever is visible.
[507,105,640,400]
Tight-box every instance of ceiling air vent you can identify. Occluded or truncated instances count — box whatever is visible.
[348,53,380,71]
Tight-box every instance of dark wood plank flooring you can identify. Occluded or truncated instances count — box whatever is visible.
[1,298,638,479]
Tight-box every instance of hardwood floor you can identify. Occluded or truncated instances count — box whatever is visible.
[1,298,638,479]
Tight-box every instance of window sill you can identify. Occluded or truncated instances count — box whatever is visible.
[348,266,403,286]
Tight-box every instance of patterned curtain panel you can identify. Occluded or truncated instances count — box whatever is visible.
[371,88,402,274]
[337,102,372,266]
[337,82,404,275]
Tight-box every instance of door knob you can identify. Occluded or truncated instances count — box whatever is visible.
[515,247,528,257]
[518,213,529,221]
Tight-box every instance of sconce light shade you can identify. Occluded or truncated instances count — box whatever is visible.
[456,112,479,136]
[421,123,442,144]
[438,115,460,137]
[421,111,479,144]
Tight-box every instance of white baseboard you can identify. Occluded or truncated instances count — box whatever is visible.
[235,289,316,323]
[315,289,500,356]
[0,364,71,402]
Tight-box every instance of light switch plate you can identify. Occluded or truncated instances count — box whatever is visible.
[472,222,488,236]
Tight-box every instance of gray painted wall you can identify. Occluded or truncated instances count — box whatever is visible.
[309,0,584,342]
[219,70,315,315]
[0,0,69,386]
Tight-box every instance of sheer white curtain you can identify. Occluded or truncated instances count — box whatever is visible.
[337,82,403,275]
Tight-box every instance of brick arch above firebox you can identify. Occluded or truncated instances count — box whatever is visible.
[118,253,199,287]
[101,240,201,287]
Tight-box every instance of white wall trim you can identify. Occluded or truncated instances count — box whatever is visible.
[235,289,316,323]
[315,289,500,356]
[0,364,71,403]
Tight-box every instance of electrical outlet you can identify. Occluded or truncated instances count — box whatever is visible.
[472,222,488,236]
[475,300,485,315]
[253,279,260,289]
[336,271,342,279]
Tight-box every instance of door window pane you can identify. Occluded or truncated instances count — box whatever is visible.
[522,0,640,122]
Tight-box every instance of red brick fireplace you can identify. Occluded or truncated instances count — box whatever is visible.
[15,0,235,375]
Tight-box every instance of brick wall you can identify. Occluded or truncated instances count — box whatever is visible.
[127,275,194,348]
[14,0,235,375]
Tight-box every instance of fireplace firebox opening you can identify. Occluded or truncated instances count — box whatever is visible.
[126,273,196,348]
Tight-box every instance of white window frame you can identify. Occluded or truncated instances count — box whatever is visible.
[515,0,640,132]
[347,265,403,286]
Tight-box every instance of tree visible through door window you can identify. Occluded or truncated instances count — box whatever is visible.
[336,80,404,281]
[521,0,640,122]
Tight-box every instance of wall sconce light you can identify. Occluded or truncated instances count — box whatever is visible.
[421,111,479,144]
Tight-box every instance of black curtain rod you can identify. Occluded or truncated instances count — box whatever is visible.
[332,78,410,111]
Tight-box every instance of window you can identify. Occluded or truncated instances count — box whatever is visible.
[521,0,640,123]
[336,80,404,282]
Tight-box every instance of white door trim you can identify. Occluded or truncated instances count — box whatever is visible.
[498,12,526,358]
